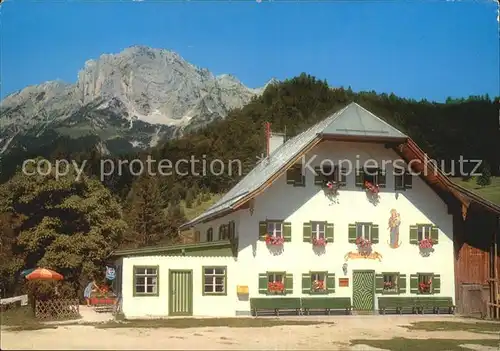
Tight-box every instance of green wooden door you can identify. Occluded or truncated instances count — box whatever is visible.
[169,270,193,316]
[352,270,375,311]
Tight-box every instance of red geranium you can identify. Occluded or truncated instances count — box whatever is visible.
[312,237,327,246]
[268,282,284,292]
[265,234,284,245]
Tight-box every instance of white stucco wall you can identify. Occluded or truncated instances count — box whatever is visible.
[122,140,455,317]
[121,255,238,318]
[233,141,455,312]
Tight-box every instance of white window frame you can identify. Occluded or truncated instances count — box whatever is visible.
[268,272,284,284]
[363,167,379,185]
[356,223,372,241]
[134,267,158,295]
[311,222,326,240]
[203,267,226,295]
[267,222,283,238]
[383,273,398,293]
[417,225,432,241]
[310,272,326,282]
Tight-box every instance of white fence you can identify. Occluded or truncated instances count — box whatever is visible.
[0,294,28,306]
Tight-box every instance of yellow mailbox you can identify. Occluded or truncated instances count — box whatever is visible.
[237,285,249,294]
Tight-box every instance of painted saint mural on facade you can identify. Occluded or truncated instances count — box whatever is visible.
[388,208,401,248]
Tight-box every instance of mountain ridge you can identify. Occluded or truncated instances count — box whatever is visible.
[0,45,269,155]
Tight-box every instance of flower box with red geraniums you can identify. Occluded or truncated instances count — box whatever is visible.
[364,181,380,195]
[89,297,116,305]
[419,238,433,250]
[312,280,325,292]
[267,282,285,294]
[312,237,327,246]
[419,280,432,294]
[264,234,284,246]
[355,237,372,254]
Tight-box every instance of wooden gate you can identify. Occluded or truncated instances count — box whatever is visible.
[353,270,375,311]
[168,270,193,316]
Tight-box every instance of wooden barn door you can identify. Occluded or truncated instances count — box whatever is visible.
[352,270,375,311]
[169,270,193,316]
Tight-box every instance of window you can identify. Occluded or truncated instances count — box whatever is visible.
[356,167,386,188]
[310,271,327,292]
[219,224,229,240]
[194,231,201,242]
[383,273,398,293]
[395,171,412,190]
[133,266,158,296]
[286,163,305,187]
[206,228,213,242]
[267,272,285,294]
[376,273,405,295]
[203,266,226,295]
[356,222,372,241]
[314,164,347,186]
[417,224,432,242]
[267,221,283,238]
[418,273,433,294]
[311,222,325,239]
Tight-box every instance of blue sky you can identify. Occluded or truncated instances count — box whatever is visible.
[1,0,498,101]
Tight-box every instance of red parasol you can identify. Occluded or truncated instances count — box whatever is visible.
[25,268,63,281]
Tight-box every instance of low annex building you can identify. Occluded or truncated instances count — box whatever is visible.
[112,103,500,319]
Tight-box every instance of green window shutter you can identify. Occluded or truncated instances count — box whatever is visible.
[409,225,418,244]
[378,169,386,188]
[348,224,357,243]
[430,226,439,244]
[301,273,311,294]
[326,273,335,293]
[394,174,404,191]
[339,168,347,186]
[371,224,379,244]
[375,273,384,293]
[286,168,296,185]
[303,222,312,243]
[314,166,323,185]
[410,274,419,294]
[283,222,292,242]
[433,274,441,294]
[404,173,413,189]
[258,273,268,295]
[355,169,364,187]
[326,223,334,243]
[259,221,267,241]
[398,274,407,294]
[285,273,293,294]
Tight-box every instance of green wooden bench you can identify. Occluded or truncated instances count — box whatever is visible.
[378,296,455,314]
[414,296,455,314]
[301,297,352,315]
[250,298,302,316]
[378,297,418,314]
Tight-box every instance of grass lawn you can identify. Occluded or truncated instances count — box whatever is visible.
[451,176,500,205]
[350,338,499,351]
[0,305,57,331]
[95,317,335,329]
[402,321,500,334]
[1,305,82,331]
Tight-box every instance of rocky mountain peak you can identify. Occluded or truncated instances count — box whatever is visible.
[0,45,267,155]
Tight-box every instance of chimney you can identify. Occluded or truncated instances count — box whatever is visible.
[266,122,285,157]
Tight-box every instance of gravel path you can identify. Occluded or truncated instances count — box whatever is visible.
[1,315,498,350]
